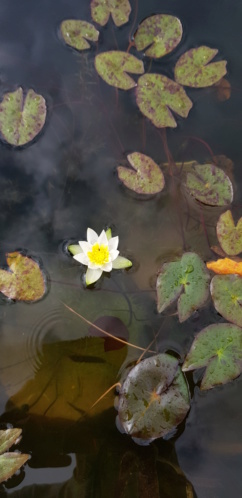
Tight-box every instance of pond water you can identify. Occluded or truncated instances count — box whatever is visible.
[0,0,242,496]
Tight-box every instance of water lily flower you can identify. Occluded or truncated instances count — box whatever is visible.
[68,228,132,285]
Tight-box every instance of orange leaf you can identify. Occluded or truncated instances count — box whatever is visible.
[206,258,242,276]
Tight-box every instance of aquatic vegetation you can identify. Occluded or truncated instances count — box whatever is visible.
[60,20,99,51]
[133,14,182,58]
[0,428,29,483]
[0,88,46,146]
[210,274,242,327]
[183,163,233,206]
[207,257,242,275]
[95,51,144,90]
[216,210,242,255]
[90,0,131,27]
[68,228,132,285]
[117,152,165,194]
[174,46,227,87]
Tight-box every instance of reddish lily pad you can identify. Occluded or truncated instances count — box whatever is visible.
[184,163,233,206]
[0,88,46,146]
[134,14,182,59]
[117,354,190,442]
[136,73,192,128]
[95,51,144,90]
[0,252,46,302]
[0,428,29,483]
[174,46,227,88]
[117,152,165,194]
[157,252,210,322]
[90,0,131,27]
[217,210,242,256]
[60,20,99,51]
[210,274,242,327]
[183,323,242,390]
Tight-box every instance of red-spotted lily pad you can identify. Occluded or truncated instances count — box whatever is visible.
[136,74,192,128]
[134,14,182,59]
[0,252,46,302]
[157,252,210,322]
[183,323,242,390]
[217,210,242,256]
[90,0,131,27]
[117,354,190,442]
[174,46,227,87]
[0,88,46,146]
[184,163,233,206]
[210,274,242,327]
[0,428,29,483]
[60,19,99,51]
[117,152,165,194]
[95,51,144,90]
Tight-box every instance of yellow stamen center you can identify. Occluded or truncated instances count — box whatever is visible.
[88,243,110,265]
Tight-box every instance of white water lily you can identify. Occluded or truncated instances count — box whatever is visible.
[69,228,132,285]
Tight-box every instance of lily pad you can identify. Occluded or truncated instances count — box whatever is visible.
[117,354,190,442]
[174,46,227,87]
[134,14,182,59]
[117,152,165,194]
[60,20,99,51]
[90,0,131,27]
[156,252,210,322]
[184,163,233,206]
[217,210,242,256]
[183,323,242,389]
[136,74,192,128]
[95,51,144,90]
[0,252,46,302]
[0,428,29,483]
[0,88,46,146]
[210,274,242,327]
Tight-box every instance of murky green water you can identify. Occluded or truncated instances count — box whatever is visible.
[0,0,242,496]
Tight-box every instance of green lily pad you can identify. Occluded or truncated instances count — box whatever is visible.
[95,51,144,90]
[134,14,182,59]
[136,74,192,128]
[90,0,131,27]
[211,274,242,327]
[117,354,190,442]
[60,19,99,51]
[217,210,242,256]
[174,46,227,87]
[117,152,165,194]
[156,252,210,322]
[183,323,242,390]
[0,252,46,302]
[0,88,46,146]
[0,428,29,483]
[184,163,233,206]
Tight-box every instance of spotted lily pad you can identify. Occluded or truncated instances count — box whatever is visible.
[95,51,144,90]
[90,0,131,27]
[183,323,242,389]
[0,252,46,302]
[0,88,46,146]
[0,428,29,483]
[157,252,210,322]
[117,152,165,194]
[60,20,99,51]
[210,275,242,327]
[117,354,190,442]
[134,14,182,59]
[184,163,233,206]
[174,46,227,87]
[216,210,242,256]
[136,74,192,128]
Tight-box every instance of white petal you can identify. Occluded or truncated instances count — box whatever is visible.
[98,230,108,247]
[109,249,119,261]
[102,261,112,272]
[73,253,89,266]
[79,241,92,255]
[87,228,98,245]
[85,268,103,285]
[112,256,132,269]
[108,236,119,251]
[88,260,102,270]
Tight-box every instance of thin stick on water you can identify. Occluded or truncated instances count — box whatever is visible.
[91,382,121,409]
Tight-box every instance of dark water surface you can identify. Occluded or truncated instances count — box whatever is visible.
[0,0,242,496]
